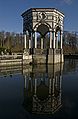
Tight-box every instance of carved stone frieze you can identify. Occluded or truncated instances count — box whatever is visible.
[22,8,64,33]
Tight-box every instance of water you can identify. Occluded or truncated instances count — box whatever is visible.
[0,59,78,119]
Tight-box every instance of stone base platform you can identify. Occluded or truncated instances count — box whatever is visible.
[23,49,64,64]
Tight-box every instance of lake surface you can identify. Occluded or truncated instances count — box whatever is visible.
[0,59,78,119]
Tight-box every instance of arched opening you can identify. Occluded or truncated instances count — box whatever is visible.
[36,24,49,49]
[37,24,49,37]
[37,84,49,100]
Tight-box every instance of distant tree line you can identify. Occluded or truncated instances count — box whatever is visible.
[0,30,78,55]
[0,31,24,54]
[63,31,78,55]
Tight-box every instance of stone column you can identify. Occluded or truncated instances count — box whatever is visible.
[60,31,63,49]
[41,37,44,49]
[24,75,27,89]
[53,31,55,49]
[31,32,33,48]
[60,75,62,91]
[55,76,58,88]
[29,39,31,49]
[59,75,62,104]
[50,31,52,48]
[49,78,51,94]
[52,78,55,107]
[35,31,37,48]
[52,78,55,95]
[31,79,32,92]
[56,33,58,49]
[24,34,27,49]
[35,78,37,94]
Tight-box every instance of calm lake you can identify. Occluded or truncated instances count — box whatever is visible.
[0,59,78,119]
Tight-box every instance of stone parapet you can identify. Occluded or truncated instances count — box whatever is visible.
[23,52,32,64]
[0,59,22,66]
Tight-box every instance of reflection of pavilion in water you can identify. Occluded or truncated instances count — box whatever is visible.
[23,64,63,114]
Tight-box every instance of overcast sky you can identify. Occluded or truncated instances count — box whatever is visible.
[0,0,77,33]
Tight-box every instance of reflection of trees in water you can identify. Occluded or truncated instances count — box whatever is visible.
[23,64,63,114]
[64,59,78,73]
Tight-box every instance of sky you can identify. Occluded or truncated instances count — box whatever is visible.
[0,0,78,33]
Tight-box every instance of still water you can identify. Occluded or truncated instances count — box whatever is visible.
[0,59,78,119]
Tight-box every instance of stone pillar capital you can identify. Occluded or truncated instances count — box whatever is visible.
[56,33,58,37]
[49,29,52,32]
[60,31,63,34]
[34,28,37,32]
[53,29,56,32]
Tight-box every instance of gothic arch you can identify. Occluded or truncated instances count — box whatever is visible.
[34,22,51,32]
